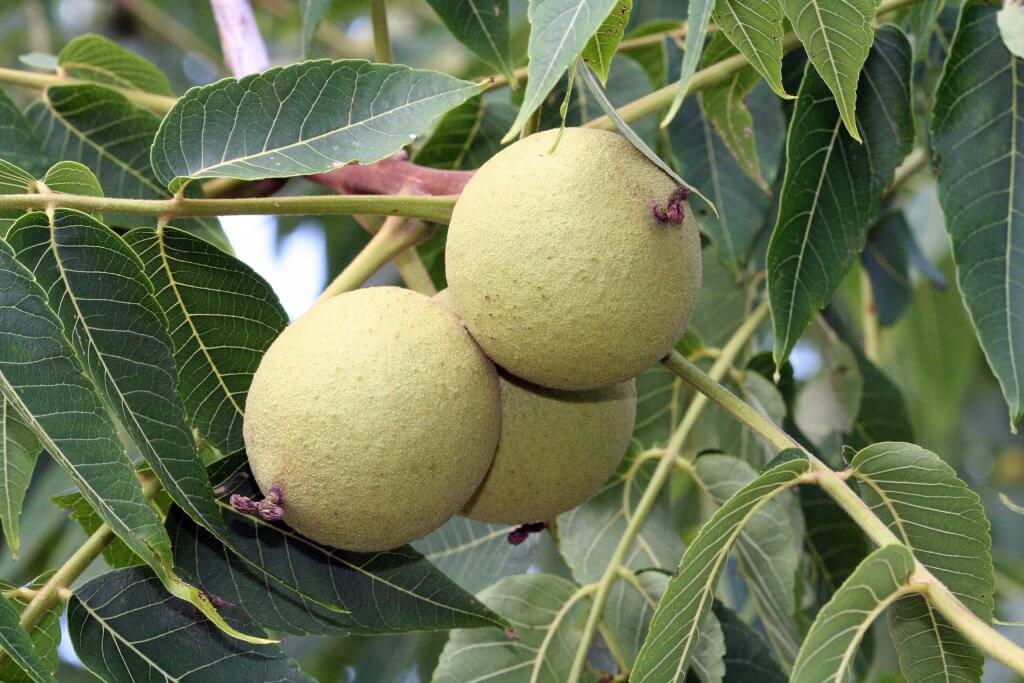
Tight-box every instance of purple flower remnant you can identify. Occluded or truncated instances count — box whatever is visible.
[652,186,691,225]
[229,484,285,522]
[507,521,547,545]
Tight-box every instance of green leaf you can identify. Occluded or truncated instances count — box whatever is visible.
[575,62,716,211]
[503,0,620,141]
[26,85,225,247]
[782,0,877,141]
[998,2,1024,59]
[620,20,675,87]
[123,227,287,456]
[0,161,37,237]
[0,594,55,683]
[167,453,506,635]
[851,442,995,683]
[0,397,40,559]
[801,484,868,609]
[794,338,863,449]
[5,210,230,547]
[790,544,917,683]
[694,454,802,665]
[426,0,516,82]
[714,0,788,97]
[714,602,787,681]
[0,237,172,569]
[559,448,683,663]
[581,0,632,85]
[631,451,810,682]
[847,350,914,450]
[768,26,914,365]
[0,89,46,177]
[699,35,762,185]
[660,0,715,127]
[901,0,946,55]
[670,90,772,271]
[41,162,103,219]
[931,0,1024,429]
[690,609,726,683]
[151,60,483,190]
[68,567,311,683]
[433,574,592,683]
[299,0,331,58]
[862,213,913,327]
[413,517,547,594]
[17,53,58,72]
[413,95,515,170]
[0,574,62,683]
[58,34,173,95]
[51,489,149,568]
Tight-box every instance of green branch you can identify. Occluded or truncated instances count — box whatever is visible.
[663,349,1024,676]
[371,0,394,64]
[0,192,457,223]
[0,66,178,114]
[567,300,770,683]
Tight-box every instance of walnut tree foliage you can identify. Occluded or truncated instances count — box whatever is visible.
[0,0,1022,682]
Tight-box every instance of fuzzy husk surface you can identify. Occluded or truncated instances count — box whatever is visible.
[243,287,502,552]
[445,127,703,390]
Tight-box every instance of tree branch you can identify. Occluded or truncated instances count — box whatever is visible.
[210,0,270,77]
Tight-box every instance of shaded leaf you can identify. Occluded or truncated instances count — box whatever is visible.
[58,34,173,95]
[671,92,772,270]
[0,593,55,683]
[847,350,914,450]
[0,237,171,568]
[299,0,331,58]
[123,226,287,456]
[0,161,36,237]
[851,442,995,683]
[152,60,483,190]
[0,573,62,683]
[68,567,311,683]
[791,544,916,683]
[700,34,762,184]
[768,26,914,365]
[5,210,230,548]
[782,0,877,141]
[51,489,148,569]
[503,0,619,141]
[413,95,515,170]
[167,453,506,635]
[632,451,810,682]
[426,0,516,81]
[862,213,913,326]
[690,609,726,683]
[0,397,40,558]
[581,0,633,85]
[0,89,46,177]
[930,1,1024,428]
[714,602,787,681]
[413,517,546,595]
[661,0,715,126]
[794,338,863,449]
[714,0,788,97]
[801,484,868,609]
[694,454,802,666]
[433,574,593,683]
[620,20,675,87]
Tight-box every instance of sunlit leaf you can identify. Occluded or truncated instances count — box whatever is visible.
[503,0,619,141]
[632,451,810,682]
[782,0,877,141]
[768,26,914,365]
[931,0,1024,428]
[661,0,715,126]
[581,0,632,85]
[714,0,788,97]
[68,567,310,683]
[791,544,916,683]
[852,442,995,683]
[123,227,288,456]
[151,60,484,189]
[426,0,516,82]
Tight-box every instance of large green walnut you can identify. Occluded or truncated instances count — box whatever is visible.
[433,290,636,524]
[445,127,702,390]
[243,287,501,552]
[464,372,636,524]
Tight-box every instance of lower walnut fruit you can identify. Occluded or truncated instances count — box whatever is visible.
[243,287,501,552]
